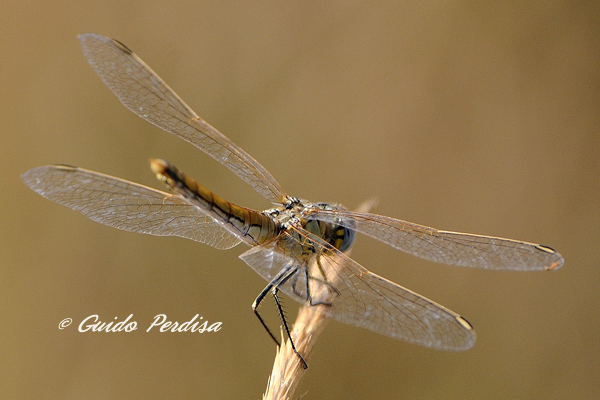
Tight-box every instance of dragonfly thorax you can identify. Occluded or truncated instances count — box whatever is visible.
[265,202,357,254]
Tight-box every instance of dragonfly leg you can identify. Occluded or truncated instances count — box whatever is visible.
[289,265,310,300]
[315,255,329,283]
[271,286,308,369]
[252,281,285,346]
[252,263,308,369]
[287,259,339,307]
[305,256,340,306]
[306,276,340,307]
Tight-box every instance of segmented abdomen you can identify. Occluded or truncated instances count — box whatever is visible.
[150,159,280,246]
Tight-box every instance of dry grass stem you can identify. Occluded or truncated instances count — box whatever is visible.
[261,303,330,400]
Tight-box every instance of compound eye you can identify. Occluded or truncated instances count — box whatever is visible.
[338,226,357,253]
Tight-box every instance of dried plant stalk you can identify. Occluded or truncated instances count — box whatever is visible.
[262,303,329,400]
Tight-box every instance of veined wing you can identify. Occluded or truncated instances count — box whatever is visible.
[305,209,564,271]
[239,226,475,351]
[78,33,288,205]
[22,165,242,249]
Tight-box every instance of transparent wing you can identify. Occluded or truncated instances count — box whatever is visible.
[239,227,475,351]
[305,209,564,271]
[22,165,242,249]
[78,33,288,205]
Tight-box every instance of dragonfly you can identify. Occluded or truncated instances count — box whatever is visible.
[22,33,564,369]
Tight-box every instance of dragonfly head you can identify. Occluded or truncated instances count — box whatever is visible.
[306,202,357,254]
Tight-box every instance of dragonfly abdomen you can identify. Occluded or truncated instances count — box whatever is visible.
[150,159,279,246]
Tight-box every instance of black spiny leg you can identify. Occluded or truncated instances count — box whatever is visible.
[252,281,282,347]
[272,285,308,369]
[252,264,308,369]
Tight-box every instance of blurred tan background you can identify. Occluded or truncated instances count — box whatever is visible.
[2,2,598,399]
